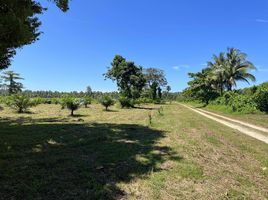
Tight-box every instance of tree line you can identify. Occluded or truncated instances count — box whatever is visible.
[182,48,257,105]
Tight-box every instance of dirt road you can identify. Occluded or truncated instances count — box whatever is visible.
[180,104,268,144]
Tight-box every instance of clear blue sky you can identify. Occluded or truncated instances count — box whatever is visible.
[10,0,268,92]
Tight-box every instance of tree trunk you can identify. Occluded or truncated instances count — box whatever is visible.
[227,84,232,91]
[71,109,74,116]
[18,107,23,113]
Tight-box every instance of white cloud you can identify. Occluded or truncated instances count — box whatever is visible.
[256,65,268,72]
[172,66,179,70]
[172,65,190,70]
[259,68,268,72]
[256,19,268,23]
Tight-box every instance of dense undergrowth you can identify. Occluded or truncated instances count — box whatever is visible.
[179,82,268,114]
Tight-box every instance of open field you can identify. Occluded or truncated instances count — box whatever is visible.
[0,103,268,199]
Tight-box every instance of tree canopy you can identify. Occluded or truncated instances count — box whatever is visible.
[0,0,69,69]
[183,48,256,104]
[1,70,24,94]
[105,55,146,99]
[144,68,167,100]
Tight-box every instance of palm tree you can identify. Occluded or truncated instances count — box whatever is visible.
[224,48,256,91]
[207,52,227,95]
[1,71,24,94]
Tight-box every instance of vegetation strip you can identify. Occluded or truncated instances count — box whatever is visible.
[180,104,268,144]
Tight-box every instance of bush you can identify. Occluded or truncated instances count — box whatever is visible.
[99,96,114,111]
[61,97,81,116]
[210,91,258,114]
[254,86,268,113]
[136,97,154,104]
[51,98,61,105]
[31,98,43,106]
[82,97,92,108]
[6,95,35,113]
[44,99,52,104]
[119,96,134,108]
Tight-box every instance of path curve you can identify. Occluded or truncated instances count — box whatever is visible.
[180,104,268,144]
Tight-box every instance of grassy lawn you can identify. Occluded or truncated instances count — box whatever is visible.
[0,103,267,199]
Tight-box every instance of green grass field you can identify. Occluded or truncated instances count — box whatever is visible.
[0,103,268,199]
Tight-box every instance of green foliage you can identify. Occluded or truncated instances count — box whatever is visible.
[136,97,154,104]
[99,96,114,111]
[253,83,268,113]
[82,96,92,108]
[1,71,24,94]
[105,55,146,99]
[0,0,69,69]
[186,69,220,105]
[31,97,43,106]
[210,91,258,114]
[118,96,134,108]
[148,113,152,126]
[6,95,35,113]
[61,97,81,116]
[144,68,167,100]
[157,106,164,116]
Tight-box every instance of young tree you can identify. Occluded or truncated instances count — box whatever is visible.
[0,0,69,69]
[6,95,35,113]
[105,55,146,99]
[61,97,81,116]
[1,71,24,94]
[99,96,114,111]
[144,68,167,100]
[82,96,92,108]
[187,68,219,105]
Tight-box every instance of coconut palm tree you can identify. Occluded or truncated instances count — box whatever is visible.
[224,48,256,91]
[207,52,227,95]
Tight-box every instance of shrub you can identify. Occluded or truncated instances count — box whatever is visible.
[119,96,134,108]
[99,96,114,111]
[210,91,258,114]
[31,98,43,106]
[82,97,92,108]
[44,99,52,104]
[137,97,154,104]
[254,86,268,113]
[6,95,35,113]
[51,98,61,105]
[61,97,81,116]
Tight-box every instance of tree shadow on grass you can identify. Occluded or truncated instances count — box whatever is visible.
[0,118,181,200]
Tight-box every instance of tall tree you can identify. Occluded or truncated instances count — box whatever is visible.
[86,86,92,96]
[1,71,24,94]
[144,68,167,100]
[105,55,146,99]
[224,48,256,91]
[0,0,69,69]
[187,68,219,105]
[207,52,227,95]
